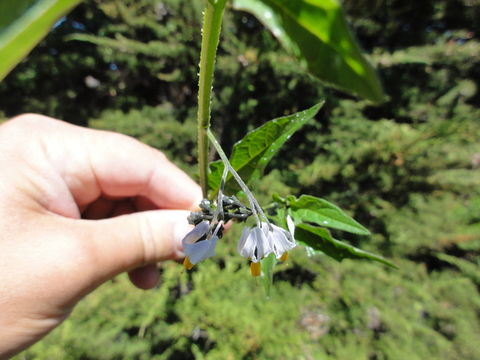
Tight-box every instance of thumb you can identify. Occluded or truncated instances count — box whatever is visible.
[77,210,192,285]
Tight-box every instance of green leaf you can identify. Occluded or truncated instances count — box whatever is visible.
[271,193,287,205]
[295,223,397,268]
[208,102,324,195]
[0,0,81,81]
[267,203,288,230]
[289,195,370,236]
[261,253,276,297]
[232,0,386,103]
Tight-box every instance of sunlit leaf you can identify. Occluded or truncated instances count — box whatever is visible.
[232,0,386,103]
[208,102,324,195]
[0,0,81,81]
[268,202,288,230]
[289,195,370,235]
[295,223,396,268]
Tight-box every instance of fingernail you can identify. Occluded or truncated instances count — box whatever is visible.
[173,220,194,257]
[190,190,204,211]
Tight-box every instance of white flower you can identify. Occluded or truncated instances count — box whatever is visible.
[237,223,272,263]
[237,222,297,267]
[269,223,296,259]
[182,221,218,269]
[238,222,297,276]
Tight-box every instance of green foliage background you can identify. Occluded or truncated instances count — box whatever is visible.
[2,0,479,359]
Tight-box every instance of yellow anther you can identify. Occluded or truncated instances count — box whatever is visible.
[183,257,194,270]
[279,252,289,262]
[250,261,261,277]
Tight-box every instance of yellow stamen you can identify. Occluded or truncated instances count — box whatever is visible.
[279,252,289,262]
[250,261,261,277]
[183,257,194,270]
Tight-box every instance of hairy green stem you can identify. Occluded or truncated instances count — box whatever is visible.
[197,0,227,198]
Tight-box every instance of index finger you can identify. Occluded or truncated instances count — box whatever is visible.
[24,116,202,210]
[84,129,202,210]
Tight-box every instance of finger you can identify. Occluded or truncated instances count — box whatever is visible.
[8,116,202,212]
[82,128,202,210]
[78,209,191,285]
[108,201,162,290]
[128,264,160,290]
[109,197,163,302]
[224,220,233,231]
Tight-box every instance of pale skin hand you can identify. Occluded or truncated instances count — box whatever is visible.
[0,114,201,359]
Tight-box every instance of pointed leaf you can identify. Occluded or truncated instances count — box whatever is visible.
[0,0,82,81]
[295,223,396,268]
[208,102,323,195]
[289,195,370,235]
[232,0,386,103]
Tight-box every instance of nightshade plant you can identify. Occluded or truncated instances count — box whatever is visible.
[0,0,396,292]
[185,0,396,290]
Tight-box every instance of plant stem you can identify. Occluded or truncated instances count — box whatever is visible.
[197,0,227,198]
[207,129,270,227]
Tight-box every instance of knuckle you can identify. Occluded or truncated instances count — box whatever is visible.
[8,113,51,128]
[136,215,158,264]
[155,149,168,162]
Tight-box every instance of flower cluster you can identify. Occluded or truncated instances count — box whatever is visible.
[182,130,296,276]
[182,198,296,276]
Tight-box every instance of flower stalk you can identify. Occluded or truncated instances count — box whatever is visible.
[184,128,296,272]
[207,129,270,227]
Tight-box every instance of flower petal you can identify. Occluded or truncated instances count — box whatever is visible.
[286,215,295,238]
[237,227,251,254]
[184,236,218,264]
[270,224,296,258]
[251,226,272,261]
[182,221,209,245]
[238,227,257,260]
[271,224,295,244]
[237,223,277,262]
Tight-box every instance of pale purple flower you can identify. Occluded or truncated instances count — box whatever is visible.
[182,221,218,266]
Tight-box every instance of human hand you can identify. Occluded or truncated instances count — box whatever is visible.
[0,114,201,359]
